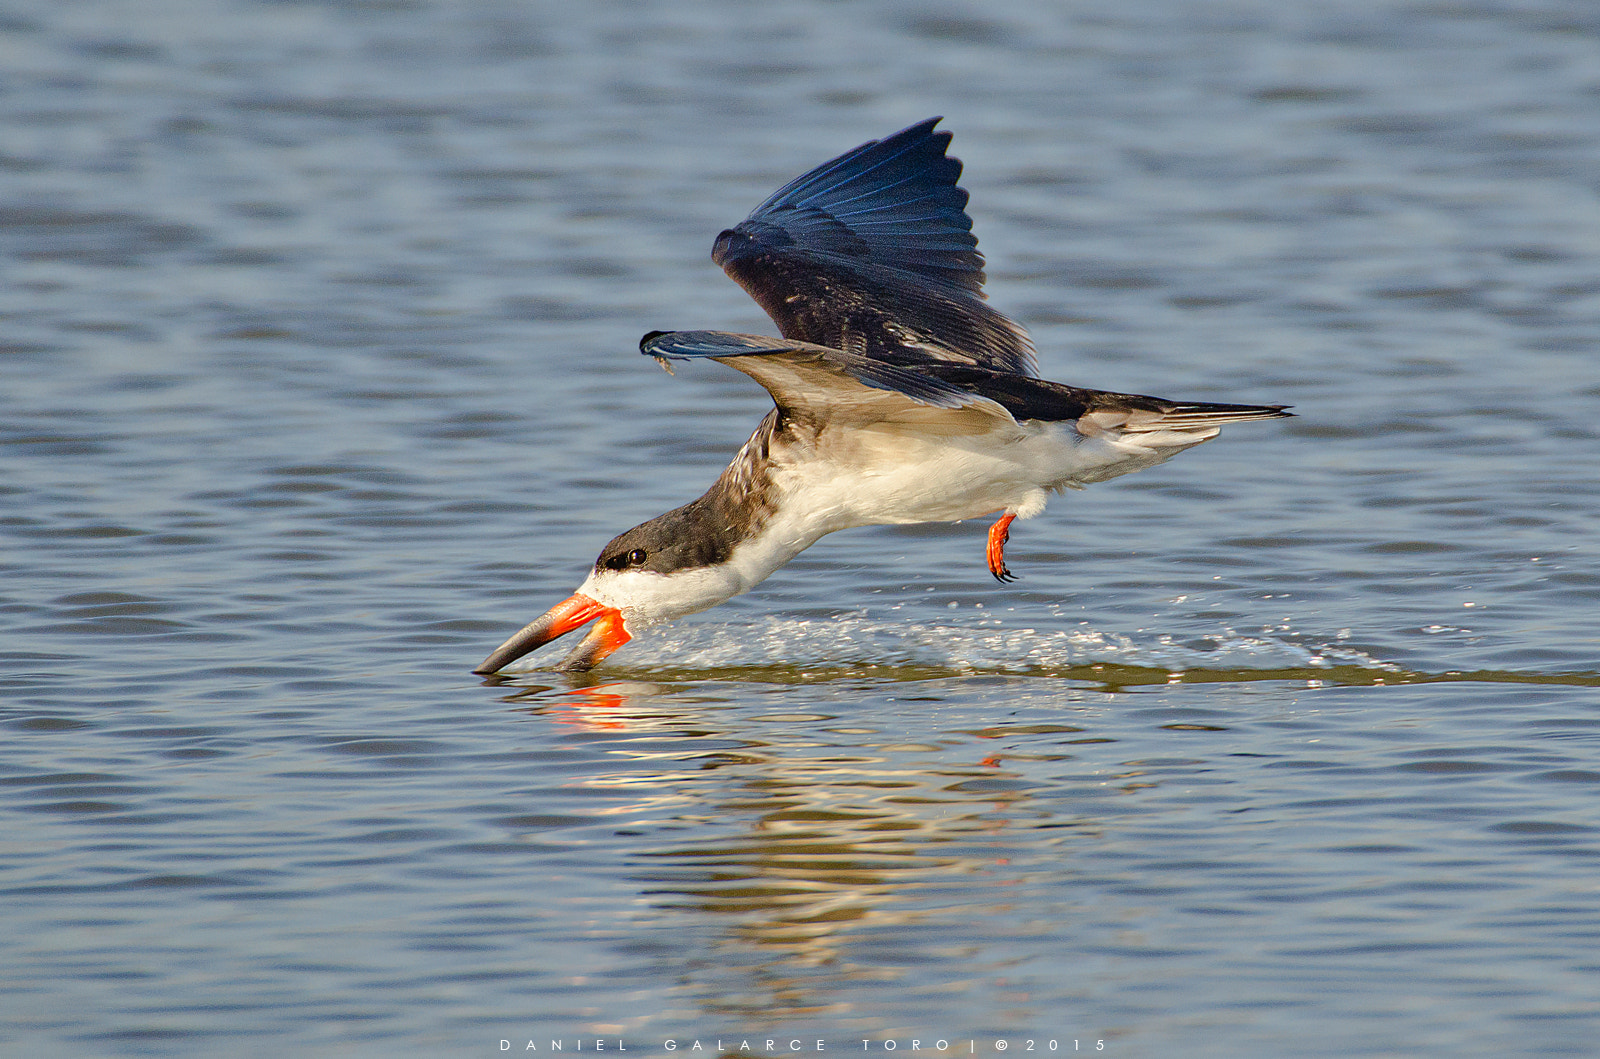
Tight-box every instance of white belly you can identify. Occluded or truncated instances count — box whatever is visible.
[776,419,1191,530]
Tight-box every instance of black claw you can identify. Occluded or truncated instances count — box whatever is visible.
[991,566,1018,583]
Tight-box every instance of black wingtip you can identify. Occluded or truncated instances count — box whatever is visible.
[722,115,984,294]
[640,330,668,352]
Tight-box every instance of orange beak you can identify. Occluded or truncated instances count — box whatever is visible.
[474,593,632,674]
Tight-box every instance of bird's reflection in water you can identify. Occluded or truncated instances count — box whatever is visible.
[492,677,1097,1030]
[504,681,664,731]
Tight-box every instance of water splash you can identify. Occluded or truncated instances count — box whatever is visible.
[554,608,1393,675]
[486,609,1600,689]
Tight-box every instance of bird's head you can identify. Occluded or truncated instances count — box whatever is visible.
[474,510,747,674]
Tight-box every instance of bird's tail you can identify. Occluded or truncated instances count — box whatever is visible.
[1077,401,1292,446]
[1140,402,1294,429]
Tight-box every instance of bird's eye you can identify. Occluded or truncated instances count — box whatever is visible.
[604,547,648,571]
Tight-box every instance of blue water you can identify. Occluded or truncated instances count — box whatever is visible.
[4,1,1599,1055]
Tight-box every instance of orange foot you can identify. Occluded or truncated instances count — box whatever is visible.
[987,513,1018,582]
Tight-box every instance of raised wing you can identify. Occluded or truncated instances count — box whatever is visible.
[641,329,1011,428]
[711,118,1039,378]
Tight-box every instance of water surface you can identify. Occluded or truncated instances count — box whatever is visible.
[3,1,1599,1055]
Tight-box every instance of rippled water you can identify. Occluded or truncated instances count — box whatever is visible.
[4,1,1599,1055]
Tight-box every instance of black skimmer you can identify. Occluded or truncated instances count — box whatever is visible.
[476,118,1290,674]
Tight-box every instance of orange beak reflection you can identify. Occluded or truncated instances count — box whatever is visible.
[474,593,632,674]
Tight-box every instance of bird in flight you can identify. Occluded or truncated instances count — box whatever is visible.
[477,118,1290,674]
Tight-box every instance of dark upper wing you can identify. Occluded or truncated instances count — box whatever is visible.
[711,117,1039,378]
[643,330,1292,435]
